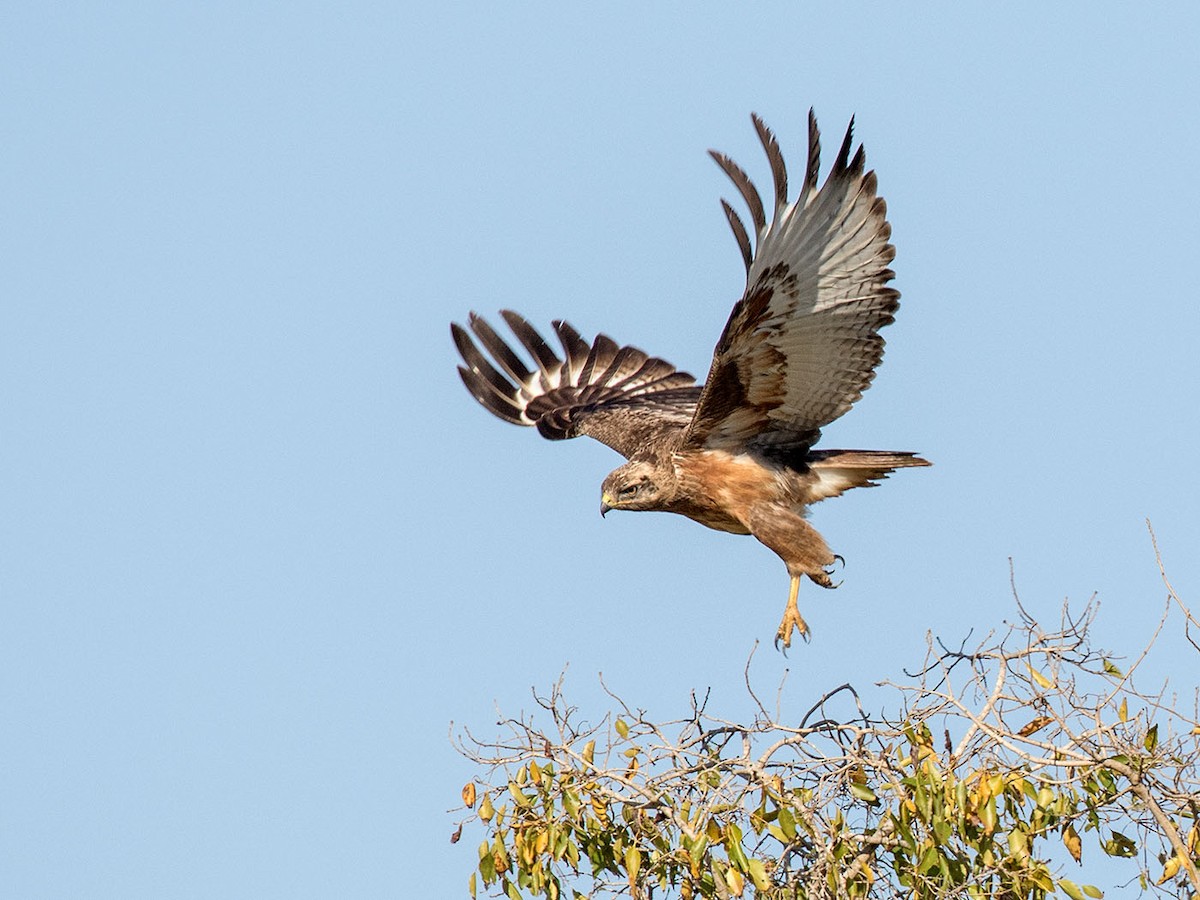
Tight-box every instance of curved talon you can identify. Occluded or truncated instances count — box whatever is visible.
[812,555,845,590]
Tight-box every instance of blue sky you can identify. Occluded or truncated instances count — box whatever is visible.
[4,3,1199,897]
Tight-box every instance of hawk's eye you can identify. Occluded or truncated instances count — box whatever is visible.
[619,484,639,498]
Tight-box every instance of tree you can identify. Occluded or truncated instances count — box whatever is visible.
[453,534,1200,899]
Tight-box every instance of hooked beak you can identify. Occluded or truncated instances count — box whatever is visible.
[600,492,613,518]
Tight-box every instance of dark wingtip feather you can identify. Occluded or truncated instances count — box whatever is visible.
[552,320,590,379]
[457,366,525,425]
[468,313,533,386]
[708,149,766,233]
[719,199,753,272]
[833,116,856,175]
[500,310,562,384]
[799,108,821,199]
[751,113,788,210]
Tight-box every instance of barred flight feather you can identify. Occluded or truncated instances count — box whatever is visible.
[685,109,900,452]
[453,311,699,458]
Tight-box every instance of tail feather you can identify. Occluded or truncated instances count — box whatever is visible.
[805,449,930,503]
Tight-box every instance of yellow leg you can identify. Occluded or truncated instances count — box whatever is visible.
[774,574,810,650]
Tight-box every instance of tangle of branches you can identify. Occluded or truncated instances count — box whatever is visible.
[452,528,1200,900]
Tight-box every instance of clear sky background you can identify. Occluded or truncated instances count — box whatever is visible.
[4,3,1199,897]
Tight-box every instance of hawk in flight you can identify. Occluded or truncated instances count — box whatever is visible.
[452,110,929,648]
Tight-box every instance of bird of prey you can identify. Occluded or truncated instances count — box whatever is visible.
[451,110,929,648]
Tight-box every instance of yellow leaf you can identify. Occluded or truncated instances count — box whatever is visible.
[582,740,595,766]
[479,795,494,822]
[530,759,541,783]
[725,865,745,897]
[469,872,477,899]
[1063,823,1082,863]
[615,718,629,739]
[462,783,477,809]
[1118,697,1128,722]
[1029,666,1053,689]
[1157,855,1181,885]
[1057,877,1084,900]
[1019,715,1054,737]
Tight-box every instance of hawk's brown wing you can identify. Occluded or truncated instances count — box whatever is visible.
[684,111,899,458]
[453,310,700,459]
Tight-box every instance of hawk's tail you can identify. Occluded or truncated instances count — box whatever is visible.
[805,449,931,502]
[809,449,930,469]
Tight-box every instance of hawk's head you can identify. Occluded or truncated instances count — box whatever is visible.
[599,460,675,517]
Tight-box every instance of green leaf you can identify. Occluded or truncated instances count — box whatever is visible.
[479,850,496,882]
[917,844,941,875]
[624,846,641,881]
[1008,828,1029,861]
[778,806,796,841]
[615,718,629,739]
[849,783,878,804]
[1057,878,1084,900]
[1082,885,1104,898]
[508,784,533,807]
[1101,830,1137,858]
[725,824,749,870]
[746,858,771,892]
[1102,659,1123,677]
[1144,724,1158,752]
[562,790,579,821]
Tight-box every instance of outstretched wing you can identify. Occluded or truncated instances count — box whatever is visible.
[452,310,701,459]
[684,111,899,458]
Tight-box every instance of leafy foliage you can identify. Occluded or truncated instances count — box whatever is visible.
[453,542,1200,899]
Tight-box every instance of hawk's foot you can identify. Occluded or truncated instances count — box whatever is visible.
[774,575,811,651]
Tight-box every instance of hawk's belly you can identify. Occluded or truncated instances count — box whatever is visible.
[671,449,786,535]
